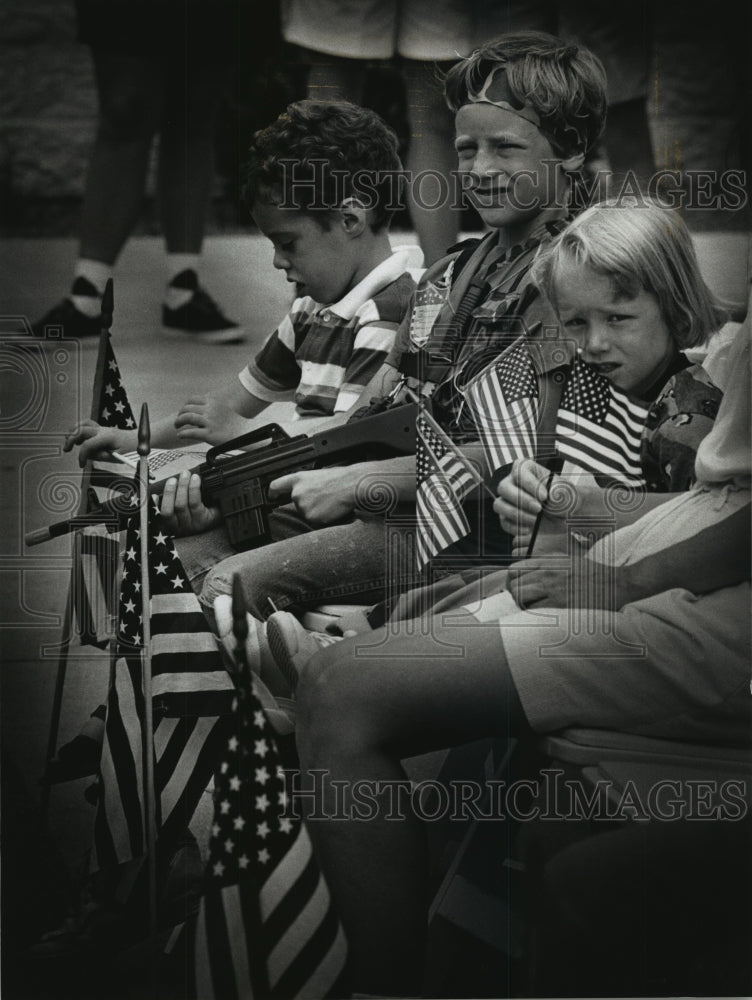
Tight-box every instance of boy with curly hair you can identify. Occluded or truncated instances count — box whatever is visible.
[66,99,415,459]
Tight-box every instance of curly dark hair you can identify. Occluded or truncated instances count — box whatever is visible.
[444,31,607,158]
[243,100,403,231]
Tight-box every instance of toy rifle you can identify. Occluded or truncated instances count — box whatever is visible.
[25,403,417,550]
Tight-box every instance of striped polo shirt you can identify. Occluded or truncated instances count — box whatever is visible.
[239,249,417,417]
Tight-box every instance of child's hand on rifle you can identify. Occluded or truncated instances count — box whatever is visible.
[269,467,363,526]
[160,470,222,536]
[63,420,134,467]
[174,393,254,445]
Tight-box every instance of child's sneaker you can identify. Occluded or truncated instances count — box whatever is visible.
[265,611,343,691]
[162,269,245,344]
[31,277,103,339]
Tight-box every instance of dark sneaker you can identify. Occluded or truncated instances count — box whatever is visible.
[32,277,103,339]
[162,269,245,344]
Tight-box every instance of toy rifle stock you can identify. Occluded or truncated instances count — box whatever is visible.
[25,403,417,550]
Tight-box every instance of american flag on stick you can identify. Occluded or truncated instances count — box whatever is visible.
[71,304,134,648]
[464,338,539,474]
[93,490,234,872]
[555,355,648,482]
[94,334,136,430]
[193,625,348,1000]
[415,410,479,569]
[466,341,649,483]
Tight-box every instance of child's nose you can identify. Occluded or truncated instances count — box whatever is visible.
[273,248,290,270]
[471,149,503,180]
[583,322,610,354]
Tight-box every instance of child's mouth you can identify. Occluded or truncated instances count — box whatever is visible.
[589,363,620,376]
[474,187,507,204]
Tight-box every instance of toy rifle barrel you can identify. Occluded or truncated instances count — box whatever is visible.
[25,404,417,547]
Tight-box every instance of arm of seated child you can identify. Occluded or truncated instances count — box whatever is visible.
[173,380,271,445]
[269,454,416,526]
[159,469,222,537]
[64,413,193,466]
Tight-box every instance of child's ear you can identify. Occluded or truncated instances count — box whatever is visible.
[338,198,368,237]
[561,150,586,173]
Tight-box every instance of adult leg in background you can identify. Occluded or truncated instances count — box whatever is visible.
[402,60,460,266]
[79,49,165,266]
[158,55,230,257]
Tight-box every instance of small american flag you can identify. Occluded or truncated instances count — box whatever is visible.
[466,342,649,484]
[415,412,478,568]
[70,334,134,648]
[464,338,539,473]
[556,355,648,482]
[96,337,136,429]
[93,492,234,872]
[194,665,348,999]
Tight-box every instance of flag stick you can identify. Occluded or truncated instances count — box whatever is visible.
[403,386,496,500]
[231,574,251,678]
[525,455,563,558]
[41,280,115,821]
[137,402,157,937]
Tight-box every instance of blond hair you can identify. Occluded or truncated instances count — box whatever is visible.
[532,201,727,348]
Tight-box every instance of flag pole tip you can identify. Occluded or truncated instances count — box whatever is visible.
[231,575,249,646]
[100,279,114,330]
[137,403,151,456]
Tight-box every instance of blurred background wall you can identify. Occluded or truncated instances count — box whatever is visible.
[1,0,749,235]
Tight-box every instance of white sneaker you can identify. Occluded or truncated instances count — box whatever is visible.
[265,612,343,691]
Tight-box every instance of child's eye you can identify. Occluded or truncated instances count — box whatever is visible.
[279,240,295,252]
[455,143,476,157]
[563,317,585,329]
[607,313,630,323]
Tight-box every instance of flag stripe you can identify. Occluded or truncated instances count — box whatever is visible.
[157,689,235,718]
[267,873,333,988]
[160,716,231,845]
[263,842,321,944]
[151,631,219,655]
[159,716,214,822]
[203,890,244,1000]
[293,922,348,1000]
[260,825,315,919]
[275,897,344,1000]
[557,408,645,461]
[152,715,179,764]
[224,884,255,998]
[152,655,231,680]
